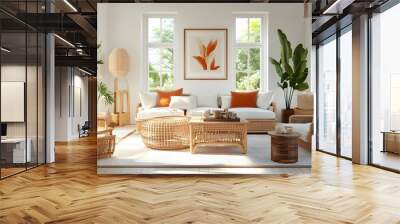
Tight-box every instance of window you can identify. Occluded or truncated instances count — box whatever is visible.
[317,37,337,155]
[316,27,353,159]
[390,74,400,129]
[370,3,400,171]
[234,17,262,90]
[147,17,174,91]
[339,29,352,158]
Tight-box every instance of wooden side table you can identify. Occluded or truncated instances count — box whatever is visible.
[268,131,300,163]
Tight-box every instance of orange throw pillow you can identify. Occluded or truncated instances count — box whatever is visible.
[230,91,258,108]
[156,88,183,107]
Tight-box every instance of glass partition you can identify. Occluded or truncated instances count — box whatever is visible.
[0,4,46,179]
[1,30,28,177]
[317,36,337,155]
[339,28,352,158]
[370,3,400,171]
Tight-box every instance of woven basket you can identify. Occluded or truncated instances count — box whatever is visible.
[137,116,190,150]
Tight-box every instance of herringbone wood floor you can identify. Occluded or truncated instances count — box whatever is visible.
[1,137,400,224]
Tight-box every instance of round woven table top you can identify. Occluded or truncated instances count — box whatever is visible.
[138,116,188,123]
[268,131,301,138]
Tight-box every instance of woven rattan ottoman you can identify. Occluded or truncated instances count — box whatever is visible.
[137,116,190,150]
[188,118,248,154]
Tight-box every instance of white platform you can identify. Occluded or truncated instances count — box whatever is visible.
[98,167,311,175]
[98,131,312,174]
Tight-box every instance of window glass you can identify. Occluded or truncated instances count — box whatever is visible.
[371,3,400,171]
[234,17,262,90]
[340,30,352,158]
[147,17,174,91]
[317,38,337,154]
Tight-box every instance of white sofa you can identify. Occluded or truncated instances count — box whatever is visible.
[186,95,221,117]
[137,92,276,133]
[137,93,220,118]
[220,92,276,132]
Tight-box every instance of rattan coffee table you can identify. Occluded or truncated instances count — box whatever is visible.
[188,118,248,154]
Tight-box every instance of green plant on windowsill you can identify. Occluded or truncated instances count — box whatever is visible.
[97,81,114,106]
[270,29,309,122]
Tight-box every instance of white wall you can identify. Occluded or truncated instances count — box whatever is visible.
[55,67,89,141]
[97,3,311,122]
[1,65,38,137]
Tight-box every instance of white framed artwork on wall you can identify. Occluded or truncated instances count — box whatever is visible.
[184,29,227,80]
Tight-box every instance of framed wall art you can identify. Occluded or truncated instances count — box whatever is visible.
[184,29,228,80]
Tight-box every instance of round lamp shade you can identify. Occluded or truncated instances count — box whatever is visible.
[108,48,130,77]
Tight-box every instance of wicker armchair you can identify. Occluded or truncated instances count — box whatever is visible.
[246,102,277,133]
[289,92,313,150]
[97,129,116,158]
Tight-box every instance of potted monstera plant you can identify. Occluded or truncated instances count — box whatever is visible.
[270,29,309,123]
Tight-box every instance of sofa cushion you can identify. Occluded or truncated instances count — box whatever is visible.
[257,91,274,110]
[136,107,184,120]
[230,91,258,108]
[156,88,183,107]
[187,107,222,117]
[169,96,197,110]
[139,92,157,109]
[228,108,275,120]
[196,95,218,108]
[221,92,274,110]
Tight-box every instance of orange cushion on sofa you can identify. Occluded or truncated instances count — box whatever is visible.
[230,91,258,108]
[156,88,183,107]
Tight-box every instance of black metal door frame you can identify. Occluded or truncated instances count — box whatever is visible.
[315,24,352,161]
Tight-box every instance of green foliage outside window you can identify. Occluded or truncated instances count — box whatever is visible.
[235,18,262,90]
[148,18,174,91]
[235,48,261,90]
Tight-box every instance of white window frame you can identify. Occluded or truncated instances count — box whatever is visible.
[233,15,267,91]
[143,15,176,91]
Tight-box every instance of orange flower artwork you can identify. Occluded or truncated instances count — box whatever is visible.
[193,40,220,71]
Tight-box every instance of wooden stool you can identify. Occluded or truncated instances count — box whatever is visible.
[269,131,300,163]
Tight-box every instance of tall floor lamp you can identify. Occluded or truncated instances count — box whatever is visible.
[109,48,130,126]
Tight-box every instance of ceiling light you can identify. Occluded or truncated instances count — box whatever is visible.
[54,34,75,48]
[78,68,93,76]
[63,0,78,12]
[1,47,11,53]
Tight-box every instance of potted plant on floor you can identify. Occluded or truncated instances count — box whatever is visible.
[270,29,309,123]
